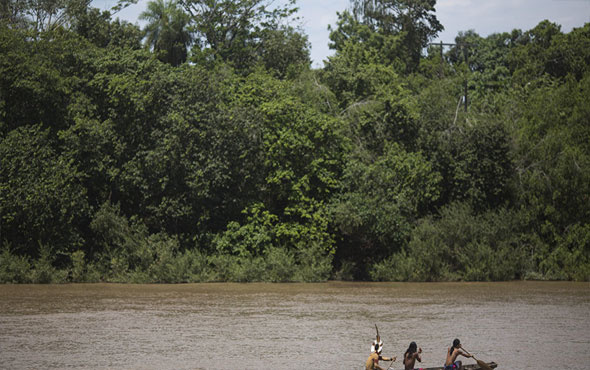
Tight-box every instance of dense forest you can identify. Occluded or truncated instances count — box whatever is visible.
[1,0,589,283]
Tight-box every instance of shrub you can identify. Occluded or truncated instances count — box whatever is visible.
[70,250,87,282]
[372,202,531,281]
[541,223,590,281]
[179,248,212,282]
[208,253,266,282]
[332,260,356,281]
[210,202,335,282]
[146,234,182,283]
[263,246,296,282]
[0,245,31,283]
[294,241,333,282]
[109,256,129,282]
[30,243,67,283]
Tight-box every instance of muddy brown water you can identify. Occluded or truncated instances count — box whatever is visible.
[0,282,588,369]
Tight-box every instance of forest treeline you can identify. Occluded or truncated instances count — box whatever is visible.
[1,0,589,283]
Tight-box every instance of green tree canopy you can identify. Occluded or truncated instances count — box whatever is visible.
[333,0,443,72]
[140,0,192,66]
[179,0,300,67]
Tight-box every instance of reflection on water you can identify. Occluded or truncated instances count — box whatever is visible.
[0,282,588,369]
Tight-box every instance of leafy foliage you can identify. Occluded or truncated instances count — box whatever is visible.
[0,1,588,282]
[371,203,531,281]
[331,143,440,279]
[140,0,191,66]
[179,0,308,73]
[0,125,89,257]
[332,0,442,73]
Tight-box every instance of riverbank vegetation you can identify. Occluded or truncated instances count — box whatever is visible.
[1,0,589,283]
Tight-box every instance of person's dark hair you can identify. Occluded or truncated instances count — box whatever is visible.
[403,342,417,365]
[374,343,380,352]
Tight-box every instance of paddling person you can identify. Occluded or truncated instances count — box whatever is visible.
[403,341,422,370]
[365,341,396,370]
[445,338,472,370]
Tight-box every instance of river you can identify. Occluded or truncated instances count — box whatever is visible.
[0,282,588,369]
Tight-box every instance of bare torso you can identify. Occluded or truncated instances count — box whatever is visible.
[404,352,421,370]
[445,347,460,366]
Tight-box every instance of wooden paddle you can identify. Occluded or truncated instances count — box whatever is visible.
[461,348,493,370]
[385,357,396,370]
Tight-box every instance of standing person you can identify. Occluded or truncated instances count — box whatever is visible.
[403,341,422,370]
[365,341,396,370]
[445,338,472,370]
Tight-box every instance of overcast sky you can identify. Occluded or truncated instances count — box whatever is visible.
[95,0,590,67]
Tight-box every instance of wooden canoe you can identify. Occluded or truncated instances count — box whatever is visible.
[401,362,497,370]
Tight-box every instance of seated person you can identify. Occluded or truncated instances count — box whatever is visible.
[403,341,422,370]
[445,338,472,370]
[365,341,396,370]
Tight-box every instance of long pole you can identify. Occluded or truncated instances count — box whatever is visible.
[428,41,474,112]
[386,358,396,370]
[440,40,444,77]
[464,45,469,112]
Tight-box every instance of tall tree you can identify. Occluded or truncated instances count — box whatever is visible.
[70,7,143,49]
[178,0,300,70]
[0,0,29,28]
[348,0,443,72]
[140,0,191,66]
[0,0,91,33]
